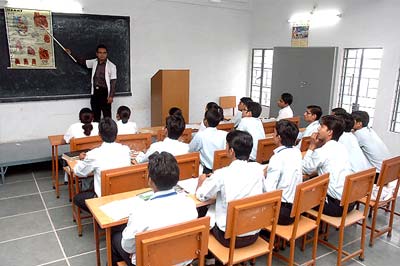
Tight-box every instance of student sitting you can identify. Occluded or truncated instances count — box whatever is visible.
[237,101,265,161]
[337,113,373,173]
[168,106,183,116]
[331,107,347,116]
[264,120,303,225]
[296,105,322,148]
[64,107,99,143]
[198,102,221,132]
[196,130,265,248]
[189,107,228,174]
[352,110,390,181]
[135,114,189,163]
[276,92,294,120]
[303,115,353,217]
[112,152,198,266]
[73,118,131,212]
[232,97,253,127]
[116,106,138,135]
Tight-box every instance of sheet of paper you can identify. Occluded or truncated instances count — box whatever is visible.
[177,178,199,195]
[100,196,145,221]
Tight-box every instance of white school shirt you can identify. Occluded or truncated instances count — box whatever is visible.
[296,120,320,148]
[339,132,373,173]
[86,58,117,96]
[277,105,293,121]
[63,122,99,143]
[231,111,242,127]
[237,117,265,161]
[135,137,189,163]
[198,120,206,132]
[189,127,228,169]
[121,189,198,265]
[354,127,390,172]
[196,160,265,235]
[116,120,138,135]
[264,146,303,203]
[73,142,131,197]
[302,140,353,200]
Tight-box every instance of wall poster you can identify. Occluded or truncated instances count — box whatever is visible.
[291,25,309,47]
[4,7,55,69]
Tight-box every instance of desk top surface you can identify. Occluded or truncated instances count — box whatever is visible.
[48,135,67,146]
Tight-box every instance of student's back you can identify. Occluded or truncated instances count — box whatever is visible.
[116,106,138,134]
[64,108,99,143]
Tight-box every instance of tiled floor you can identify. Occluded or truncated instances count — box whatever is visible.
[1,162,399,266]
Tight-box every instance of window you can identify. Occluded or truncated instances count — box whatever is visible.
[390,67,400,133]
[337,48,383,125]
[250,49,273,107]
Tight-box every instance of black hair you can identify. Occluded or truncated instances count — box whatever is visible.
[275,120,299,147]
[351,111,369,127]
[320,115,345,141]
[166,114,185,139]
[337,113,354,132]
[98,117,118,143]
[206,102,219,111]
[281,93,293,105]
[306,105,323,120]
[117,106,131,124]
[205,107,224,127]
[96,44,107,52]
[168,107,182,116]
[240,97,253,105]
[226,130,253,161]
[79,108,94,136]
[148,151,179,190]
[331,107,347,116]
[246,101,262,118]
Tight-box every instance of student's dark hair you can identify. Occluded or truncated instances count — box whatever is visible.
[79,108,94,136]
[96,44,107,52]
[306,105,323,120]
[226,130,253,161]
[351,111,369,127]
[165,114,185,139]
[240,97,253,105]
[336,113,354,132]
[98,117,118,143]
[275,120,299,147]
[117,105,131,124]
[206,102,219,111]
[205,107,224,127]
[168,107,182,116]
[331,107,347,116]
[246,101,262,118]
[281,93,293,105]
[148,152,179,190]
[320,115,345,141]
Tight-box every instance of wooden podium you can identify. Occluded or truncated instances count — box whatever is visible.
[151,70,189,126]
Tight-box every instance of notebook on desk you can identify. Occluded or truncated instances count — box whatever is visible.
[62,149,90,161]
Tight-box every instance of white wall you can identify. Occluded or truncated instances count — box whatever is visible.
[0,0,251,142]
[251,0,400,155]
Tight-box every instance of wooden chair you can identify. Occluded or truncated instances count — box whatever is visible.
[256,138,277,164]
[212,149,232,171]
[267,173,329,266]
[118,217,210,266]
[262,121,276,135]
[219,96,236,118]
[299,136,312,152]
[208,190,282,266]
[216,122,234,132]
[156,128,193,144]
[175,152,200,180]
[283,116,300,127]
[116,133,152,151]
[357,156,400,247]
[307,168,375,266]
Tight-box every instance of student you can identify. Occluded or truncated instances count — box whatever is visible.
[296,105,322,148]
[276,92,294,120]
[73,118,131,212]
[231,97,253,127]
[352,111,390,180]
[168,106,183,116]
[116,106,137,134]
[196,130,265,248]
[302,115,353,217]
[135,114,189,163]
[64,108,99,143]
[237,101,265,161]
[198,102,222,132]
[264,120,303,225]
[337,113,373,173]
[331,107,347,116]
[112,152,198,266]
[189,107,228,174]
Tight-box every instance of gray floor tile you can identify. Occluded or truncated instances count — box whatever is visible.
[69,248,107,266]
[3,169,34,184]
[49,205,75,229]
[0,210,52,242]
[0,194,44,218]
[34,168,53,179]
[0,180,38,199]
[43,260,69,266]
[36,176,56,192]
[42,186,71,209]
[0,232,64,266]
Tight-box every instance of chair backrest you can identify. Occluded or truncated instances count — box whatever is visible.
[256,138,277,164]
[101,164,149,196]
[212,149,232,171]
[156,128,193,144]
[116,133,152,151]
[262,121,276,135]
[216,122,234,132]
[283,116,300,127]
[135,216,210,266]
[375,156,400,201]
[299,136,311,152]
[219,96,236,117]
[70,135,102,151]
[175,152,200,180]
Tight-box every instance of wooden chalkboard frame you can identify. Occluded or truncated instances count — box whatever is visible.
[0,10,131,103]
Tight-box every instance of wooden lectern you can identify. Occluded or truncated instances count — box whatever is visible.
[151,70,190,126]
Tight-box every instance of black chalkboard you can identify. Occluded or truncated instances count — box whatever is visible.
[0,10,131,102]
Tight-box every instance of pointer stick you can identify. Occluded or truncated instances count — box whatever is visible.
[40,25,77,63]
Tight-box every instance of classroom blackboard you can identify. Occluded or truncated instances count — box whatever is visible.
[0,10,131,102]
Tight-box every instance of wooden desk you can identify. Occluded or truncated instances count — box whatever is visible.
[86,188,214,266]
[138,126,164,137]
[48,135,67,198]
